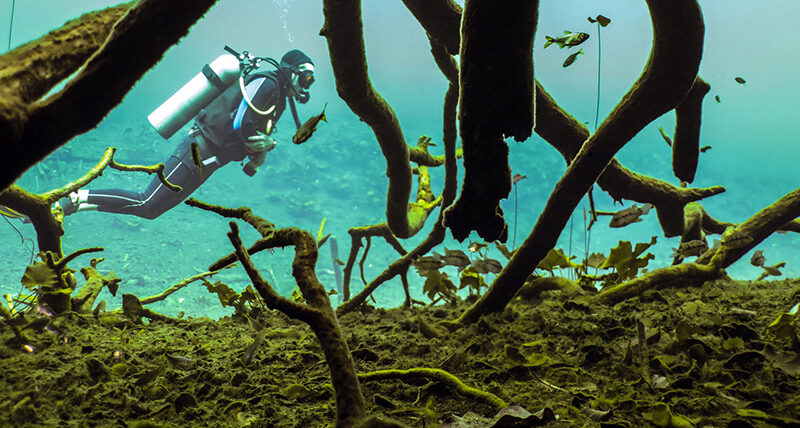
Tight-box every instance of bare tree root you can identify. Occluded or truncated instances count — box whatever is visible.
[457,0,705,324]
[359,368,507,411]
[594,247,727,306]
[321,0,423,239]
[342,225,407,301]
[534,81,725,238]
[672,76,711,183]
[187,199,370,426]
[442,0,538,242]
[0,0,219,192]
[400,0,462,55]
[696,187,800,268]
[400,0,725,238]
[138,267,234,305]
[339,165,440,307]
[336,37,460,317]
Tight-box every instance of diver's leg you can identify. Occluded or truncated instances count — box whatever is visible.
[61,137,224,219]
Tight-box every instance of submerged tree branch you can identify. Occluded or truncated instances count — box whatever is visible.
[458,0,705,324]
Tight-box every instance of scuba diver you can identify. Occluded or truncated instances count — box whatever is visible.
[55,49,315,219]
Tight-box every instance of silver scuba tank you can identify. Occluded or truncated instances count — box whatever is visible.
[147,54,241,139]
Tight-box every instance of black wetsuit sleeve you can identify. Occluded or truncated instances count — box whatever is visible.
[234,77,281,142]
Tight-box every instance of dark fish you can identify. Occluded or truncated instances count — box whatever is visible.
[545,31,590,49]
[413,256,445,273]
[609,203,653,228]
[292,102,327,144]
[658,127,673,147]
[762,262,785,277]
[588,15,611,27]
[750,250,765,267]
[734,77,746,85]
[671,240,708,259]
[721,228,753,249]
[471,258,503,274]
[241,330,267,365]
[433,248,471,272]
[700,145,712,153]
[562,49,584,68]
[714,95,721,103]
[512,173,527,184]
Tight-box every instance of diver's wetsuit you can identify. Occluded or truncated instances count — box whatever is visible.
[83,72,290,219]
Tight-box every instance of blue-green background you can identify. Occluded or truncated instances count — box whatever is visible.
[2,0,798,318]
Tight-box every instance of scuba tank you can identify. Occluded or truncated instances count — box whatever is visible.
[148,54,241,139]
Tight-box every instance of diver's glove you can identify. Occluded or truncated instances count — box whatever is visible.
[245,131,277,153]
[243,150,267,177]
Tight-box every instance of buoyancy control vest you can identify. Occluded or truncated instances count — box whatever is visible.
[194,71,287,162]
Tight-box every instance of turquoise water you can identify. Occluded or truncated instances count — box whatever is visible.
[2,1,798,318]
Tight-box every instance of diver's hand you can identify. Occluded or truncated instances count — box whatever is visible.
[245,131,276,153]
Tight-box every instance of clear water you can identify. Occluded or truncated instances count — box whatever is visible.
[2,0,798,318]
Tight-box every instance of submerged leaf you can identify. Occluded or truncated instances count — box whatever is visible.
[422,270,457,301]
[537,248,578,272]
[21,262,59,291]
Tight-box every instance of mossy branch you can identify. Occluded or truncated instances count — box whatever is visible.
[139,267,234,305]
[109,159,182,192]
[594,247,727,306]
[1,0,219,192]
[359,368,507,411]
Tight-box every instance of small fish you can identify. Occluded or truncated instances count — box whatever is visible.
[762,262,785,277]
[756,262,786,281]
[658,127,673,147]
[468,242,488,253]
[545,31,590,49]
[512,173,527,184]
[714,95,721,103]
[609,203,653,228]
[750,250,765,267]
[190,142,203,179]
[471,258,503,274]
[292,102,327,144]
[588,15,611,27]
[334,258,345,266]
[165,353,194,370]
[562,49,584,68]
[721,228,753,249]
[433,248,471,272]
[241,330,267,365]
[700,145,712,153]
[585,252,606,269]
[734,77,746,85]
[671,240,708,259]
[413,256,445,272]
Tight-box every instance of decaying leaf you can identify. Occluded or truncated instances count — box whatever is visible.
[21,262,59,291]
[460,267,488,294]
[203,279,239,307]
[422,270,457,301]
[599,237,657,281]
[537,248,579,273]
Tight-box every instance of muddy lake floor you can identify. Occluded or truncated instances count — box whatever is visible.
[2,277,800,427]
